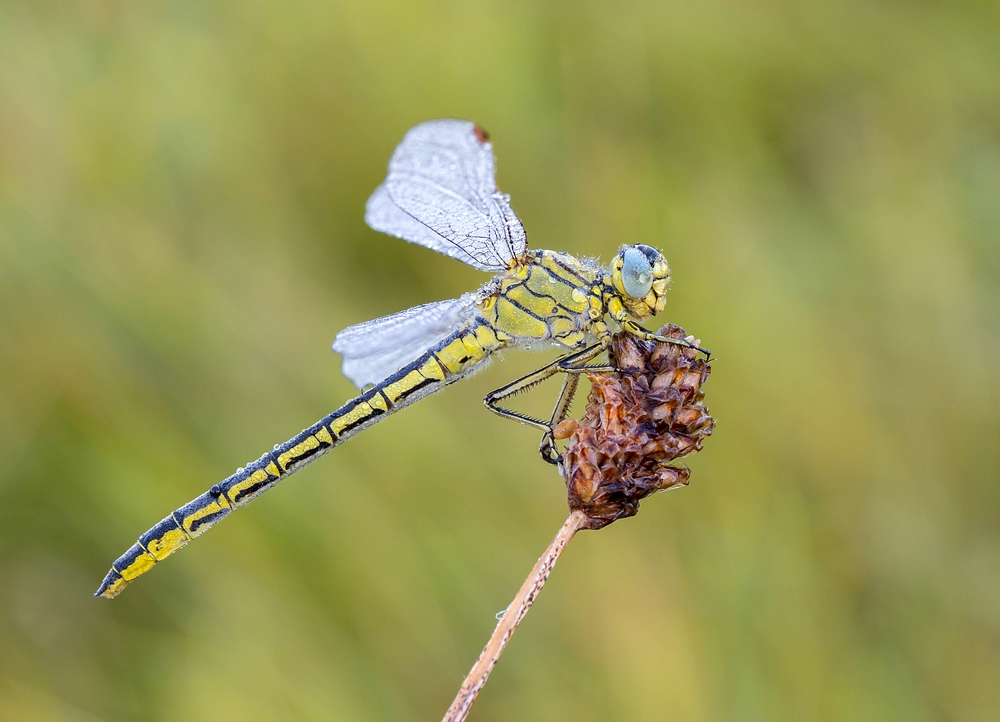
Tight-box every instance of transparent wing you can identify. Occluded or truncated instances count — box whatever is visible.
[365,119,527,272]
[332,293,479,388]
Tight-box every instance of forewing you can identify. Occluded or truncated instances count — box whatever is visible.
[332,293,478,388]
[365,119,526,271]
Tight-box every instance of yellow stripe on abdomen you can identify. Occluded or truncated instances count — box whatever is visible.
[95,320,508,599]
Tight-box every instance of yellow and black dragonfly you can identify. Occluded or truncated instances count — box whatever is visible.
[95,119,706,598]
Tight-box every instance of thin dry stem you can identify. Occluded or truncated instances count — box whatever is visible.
[441,510,587,722]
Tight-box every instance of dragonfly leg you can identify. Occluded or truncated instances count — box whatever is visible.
[556,360,617,373]
[484,343,604,464]
[537,373,580,464]
[621,320,712,358]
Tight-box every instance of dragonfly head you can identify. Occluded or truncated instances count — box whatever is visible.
[610,244,671,320]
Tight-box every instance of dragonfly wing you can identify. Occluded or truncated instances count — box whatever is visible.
[365,119,527,272]
[332,293,479,388]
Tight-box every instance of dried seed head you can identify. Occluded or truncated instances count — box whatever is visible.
[559,325,715,530]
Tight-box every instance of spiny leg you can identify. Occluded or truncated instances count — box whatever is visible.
[621,319,712,358]
[483,343,604,428]
[484,343,604,464]
[537,373,579,464]
[536,354,622,463]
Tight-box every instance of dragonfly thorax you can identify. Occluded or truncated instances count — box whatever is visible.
[477,250,605,349]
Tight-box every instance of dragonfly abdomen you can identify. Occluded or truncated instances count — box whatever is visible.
[95,320,506,598]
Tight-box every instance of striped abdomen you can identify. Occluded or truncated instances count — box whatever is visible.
[95,320,506,598]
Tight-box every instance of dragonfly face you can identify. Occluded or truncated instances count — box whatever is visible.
[610,244,671,321]
[96,119,705,599]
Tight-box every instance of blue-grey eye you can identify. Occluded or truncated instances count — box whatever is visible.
[621,247,653,298]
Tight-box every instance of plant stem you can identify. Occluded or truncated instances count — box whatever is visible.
[442,510,587,722]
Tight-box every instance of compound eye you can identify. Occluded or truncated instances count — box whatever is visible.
[635,244,660,265]
[621,247,653,299]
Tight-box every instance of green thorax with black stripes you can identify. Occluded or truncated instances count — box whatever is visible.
[477,249,607,350]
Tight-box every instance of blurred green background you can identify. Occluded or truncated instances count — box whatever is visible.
[1,1,998,720]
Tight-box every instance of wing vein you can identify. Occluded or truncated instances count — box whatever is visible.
[364,119,527,272]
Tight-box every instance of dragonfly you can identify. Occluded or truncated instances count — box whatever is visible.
[95,119,707,599]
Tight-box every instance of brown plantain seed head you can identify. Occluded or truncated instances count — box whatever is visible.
[559,325,715,530]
